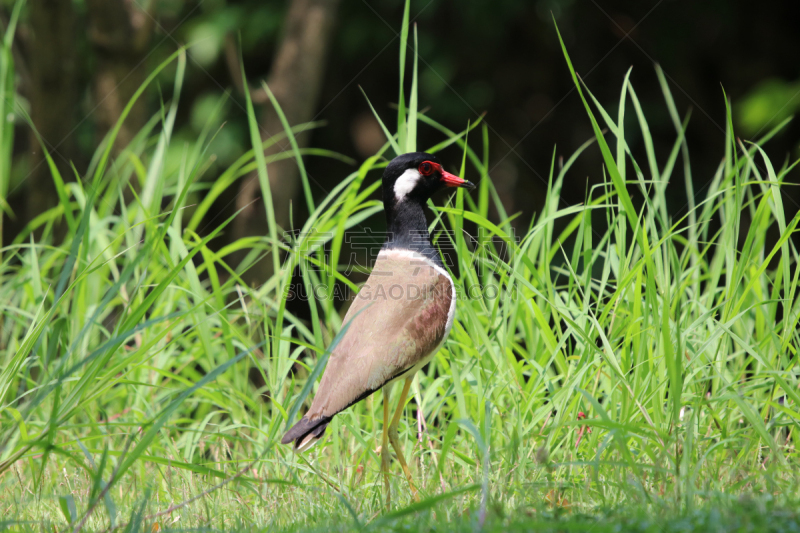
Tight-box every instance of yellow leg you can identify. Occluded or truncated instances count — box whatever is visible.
[381,383,392,510]
[387,377,420,502]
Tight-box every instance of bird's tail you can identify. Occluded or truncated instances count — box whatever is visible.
[280,415,332,453]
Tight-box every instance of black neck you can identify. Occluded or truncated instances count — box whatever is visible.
[383,200,443,267]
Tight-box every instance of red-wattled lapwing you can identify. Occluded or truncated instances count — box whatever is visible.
[281,152,474,506]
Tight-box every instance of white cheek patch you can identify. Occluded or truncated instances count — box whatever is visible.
[393,168,421,202]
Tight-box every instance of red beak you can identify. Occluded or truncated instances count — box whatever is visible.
[440,170,475,189]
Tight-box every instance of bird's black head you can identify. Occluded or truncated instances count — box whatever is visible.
[382,152,475,209]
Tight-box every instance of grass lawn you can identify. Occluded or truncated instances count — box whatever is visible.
[2,7,800,532]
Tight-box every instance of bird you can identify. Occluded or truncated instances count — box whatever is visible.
[281,151,474,506]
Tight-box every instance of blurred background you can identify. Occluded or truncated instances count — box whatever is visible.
[2,0,799,283]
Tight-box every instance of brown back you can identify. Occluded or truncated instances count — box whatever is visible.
[304,251,453,420]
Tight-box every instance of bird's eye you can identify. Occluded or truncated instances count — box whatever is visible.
[419,161,434,176]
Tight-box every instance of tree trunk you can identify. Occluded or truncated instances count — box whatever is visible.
[232,0,341,285]
[86,0,152,153]
[27,0,78,222]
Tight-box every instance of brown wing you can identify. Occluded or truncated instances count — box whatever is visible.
[303,252,453,421]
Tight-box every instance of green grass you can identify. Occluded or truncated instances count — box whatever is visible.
[2,4,800,531]
[0,0,22,260]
